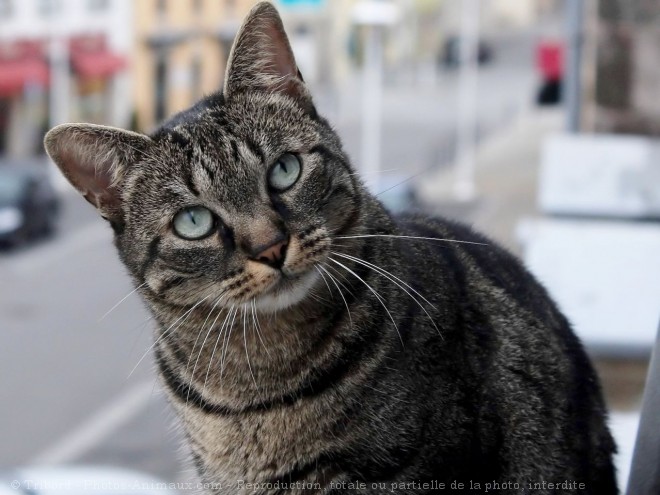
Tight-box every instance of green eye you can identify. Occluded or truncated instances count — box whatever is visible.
[172,206,215,240]
[268,153,301,191]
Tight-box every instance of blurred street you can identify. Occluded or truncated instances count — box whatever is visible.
[319,31,536,187]
[2,0,659,492]
[0,190,182,477]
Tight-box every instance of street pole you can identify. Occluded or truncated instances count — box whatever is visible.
[626,324,660,495]
[453,0,481,202]
[48,36,70,128]
[353,1,399,193]
[565,0,584,133]
[360,24,384,192]
[48,34,70,187]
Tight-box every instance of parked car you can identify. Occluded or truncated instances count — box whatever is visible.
[440,35,494,68]
[0,165,59,248]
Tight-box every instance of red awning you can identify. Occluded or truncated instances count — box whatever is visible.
[0,59,49,96]
[71,50,126,79]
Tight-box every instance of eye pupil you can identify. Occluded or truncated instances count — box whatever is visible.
[173,206,214,240]
[268,153,301,192]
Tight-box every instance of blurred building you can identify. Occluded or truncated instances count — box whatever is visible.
[132,0,254,132]
[581,0,660,136]
[290,0,420,88]
[278,0,332,86]
[0,0,132,157]
[438,0,562,35]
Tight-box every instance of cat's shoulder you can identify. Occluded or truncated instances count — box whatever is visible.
[393,211,553,308]
[394,211,490,246]
[393,211,509,265]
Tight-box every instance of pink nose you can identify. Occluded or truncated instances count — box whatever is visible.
[252,237,288,268]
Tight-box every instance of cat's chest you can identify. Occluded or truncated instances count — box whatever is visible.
[177,396,342,489]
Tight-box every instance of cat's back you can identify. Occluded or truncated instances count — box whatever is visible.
[392,212,602,422]
[394,212,568,337]
[392,213,617,493]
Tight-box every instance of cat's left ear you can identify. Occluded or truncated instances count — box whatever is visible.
[223,2,313,111]
[44,124,153,224]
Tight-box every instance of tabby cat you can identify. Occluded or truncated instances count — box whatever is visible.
[44,2,617,494]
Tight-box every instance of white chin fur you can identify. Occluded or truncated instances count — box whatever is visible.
[252,269,320,313]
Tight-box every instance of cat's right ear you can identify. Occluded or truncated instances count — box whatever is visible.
[44,124,153,224]
[223,2,314,111]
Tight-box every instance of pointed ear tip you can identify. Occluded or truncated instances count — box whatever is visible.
[43,127,65,153]
[253,1,278,11]
[43,123,94,158]
[44,123,83,141]
[250,1,282,19]
[44,124,65,139]
[43,124,77,152]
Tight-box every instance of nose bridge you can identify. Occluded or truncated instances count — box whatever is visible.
[236,215,286,257]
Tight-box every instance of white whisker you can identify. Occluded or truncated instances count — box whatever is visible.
[251,300,271,357]
[243,306,260,395]
[127,294,212,379]
[328,257,403,347]
[315,265,334,300]
[307,286,333,307]
[348,168,400,176]
[220,306,239,378]
[325,262,353,288]
[332,251,442,339]
[333,251,436,309]
[184,293,227,380]
[187,299,227,404]
[100,281,148,321]
[202,305,235,395]
[318,264,353,328]
[334,234,488,246]
[127,315,155,359]
[375,171,426,196]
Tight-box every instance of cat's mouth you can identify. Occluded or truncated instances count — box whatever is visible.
[254,267,320,311]
[248,229,329,311]
[267,268,309,294]
[273,270,298,286]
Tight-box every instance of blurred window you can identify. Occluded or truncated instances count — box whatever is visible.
[154,53,168,122]
[78,83,107,123]
[0,0,13,18]
[87,0,110,12]
[191,56,202,100]
[37,0,60,17]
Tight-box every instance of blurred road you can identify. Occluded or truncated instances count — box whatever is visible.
[319,30,537,192]
[0,192,183,477]
[0,33,536,481]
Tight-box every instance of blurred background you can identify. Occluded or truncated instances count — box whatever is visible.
[0,0,659,493]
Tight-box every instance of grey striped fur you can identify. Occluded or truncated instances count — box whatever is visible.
[45,2,617,494]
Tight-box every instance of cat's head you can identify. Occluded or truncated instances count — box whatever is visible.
[45,2,367,313]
